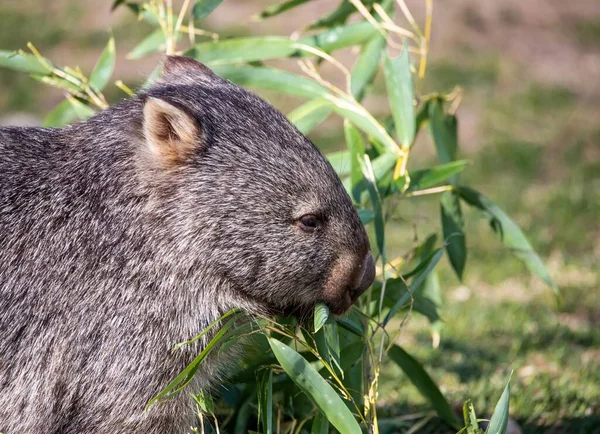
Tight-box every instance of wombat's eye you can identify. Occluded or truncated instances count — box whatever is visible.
[297,214,321,233]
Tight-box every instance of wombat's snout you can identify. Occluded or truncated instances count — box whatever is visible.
[349,254,376,302]
[325,250,376,315]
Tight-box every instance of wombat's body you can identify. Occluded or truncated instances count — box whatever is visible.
[0,57,374,433]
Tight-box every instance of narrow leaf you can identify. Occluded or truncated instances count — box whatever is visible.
[344,121,365,203]
[268,338,362,434]
[384,249,443,325]
[210,65,328,99]
[89,36,115,91]
[299,21,378,53]
[147,315,238,409]
[127,29,166,59]
[382,43,415,149]
[456,187,559,294]
[311,411,330,434]
[485,377,511,434]
[43,99,77,127]
[288,98,332,134]
[66,96,96,121]
[258,370,274,434]
[359,155,384,256]
[463,400,484,434]
[389,345,459,428]
[0,50,49,74]
[314,302,329,332]
[192,0,223,20]
[429,99,458,166]
[408,160,469,191]
[255,0,311,20]
[188,37,299,65]
[351,33,386,101]
[441,191,467,280]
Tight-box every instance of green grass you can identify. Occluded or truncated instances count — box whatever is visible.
[377,281,600,433]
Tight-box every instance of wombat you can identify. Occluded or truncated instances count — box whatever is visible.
[0,56,375,433]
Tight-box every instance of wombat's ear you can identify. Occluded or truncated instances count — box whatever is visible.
[162,55,217,82]
[142,97,202,166]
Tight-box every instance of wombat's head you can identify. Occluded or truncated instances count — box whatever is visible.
[138,56,374,315]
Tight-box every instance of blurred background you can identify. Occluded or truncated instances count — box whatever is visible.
[1,0,598,432]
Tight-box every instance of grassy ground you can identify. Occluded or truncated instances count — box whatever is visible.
[0,1,598,432]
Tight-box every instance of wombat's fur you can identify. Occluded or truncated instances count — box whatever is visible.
[0,56,375,433]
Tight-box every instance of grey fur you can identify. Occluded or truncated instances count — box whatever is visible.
[0,56,373,433]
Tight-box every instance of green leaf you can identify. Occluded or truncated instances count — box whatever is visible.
[43,99,77,127]
[314,302,330,332]
[193,390,215,414]
[384,249,443,325]
[315,319,342,377]
[441,191,467,280]
[188,22,377,66]
[389,345,459,428]
[485,377,511,434]
[311,411,330,434]
[209,63,398,155]
[0,50,49,74]
[307,0,356,29]
[192,0,223,20]
[267,338,361,434]
[255,0,312,20]
[258,370,274,434]
[456,187,559,294]
[299,21,379,53]
[382,43,415,149]
[67,96,96,121]
[414,268,442,325]
[463,400,484,434]
[359,155,384,257]
[429,99,458,166]
[344,121,365,203]
[351,33,386,101]
[127,29,166,59]
[211,65,328,99]
[357,209,374,225]
[147,313,240,409]
[288,98,332,134]
[408,160,469,191]
[327,150,350,175]
[336,317,364,337]
[188,37,299,65]
[111,0,127,10]
[89,36,115,91]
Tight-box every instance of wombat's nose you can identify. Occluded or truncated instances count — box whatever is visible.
[349,254,375,302]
